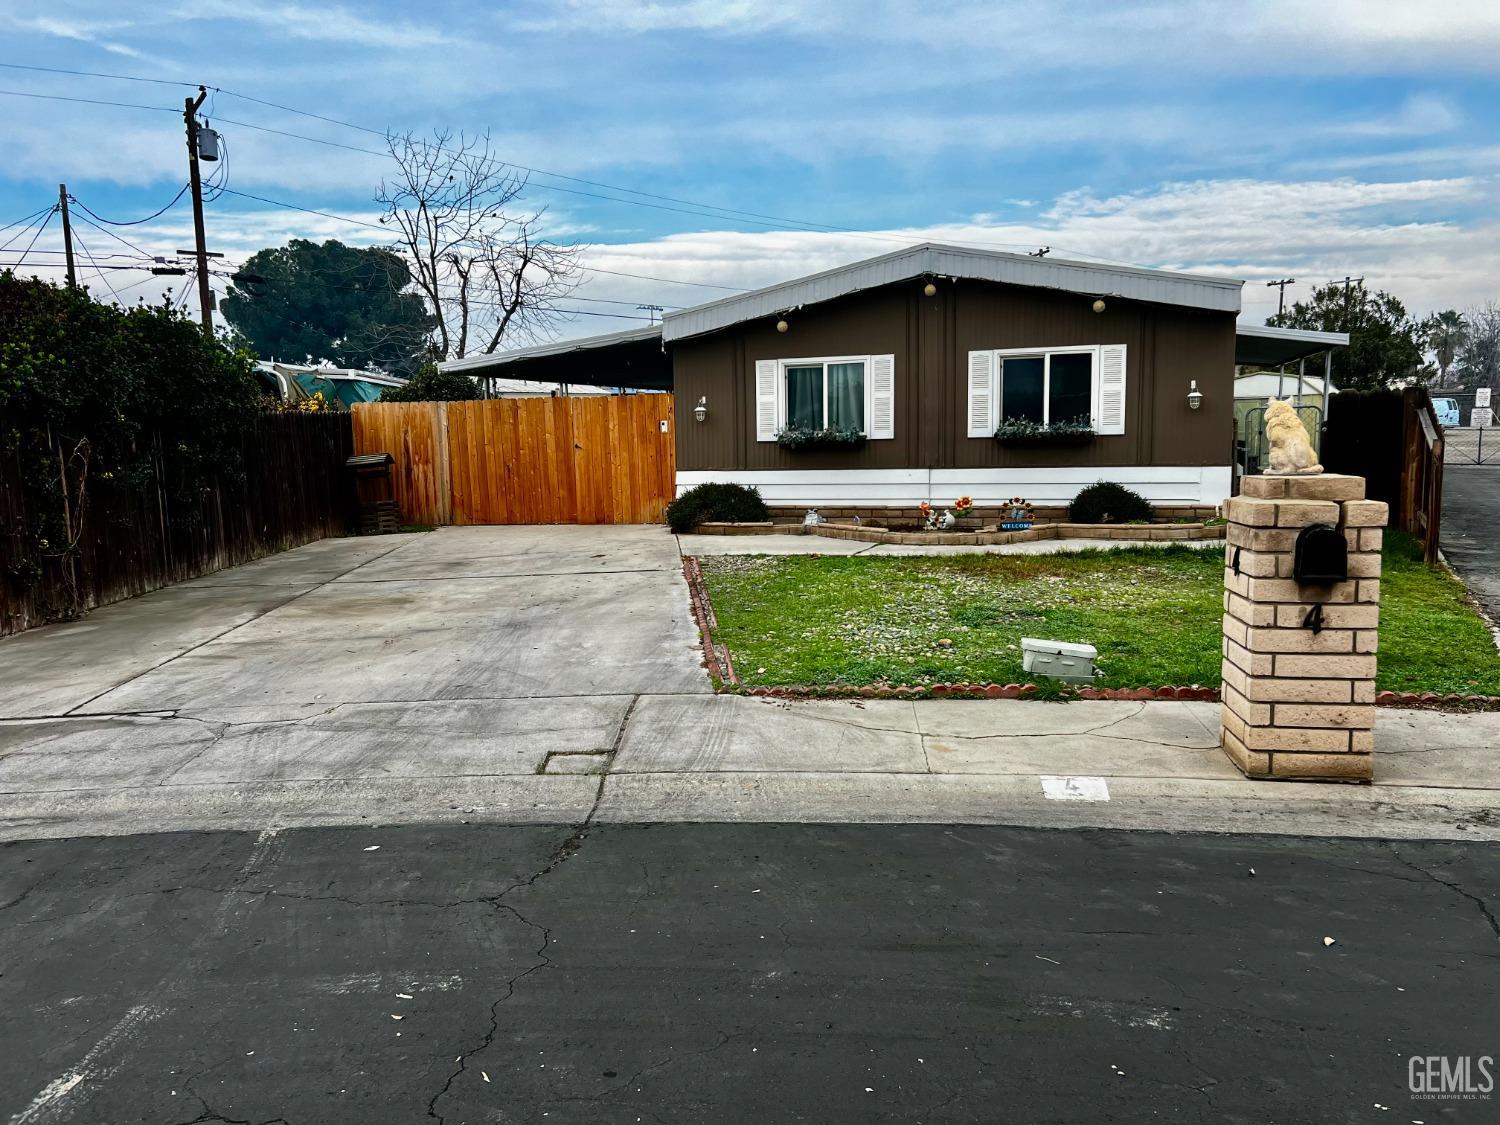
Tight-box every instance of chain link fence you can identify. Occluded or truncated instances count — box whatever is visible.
[1431,390,1497,464]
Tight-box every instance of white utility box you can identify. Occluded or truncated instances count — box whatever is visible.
[1021,637,1098,683]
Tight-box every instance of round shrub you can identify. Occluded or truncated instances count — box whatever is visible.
[1068,481,1153,524]
[666,482,769,533]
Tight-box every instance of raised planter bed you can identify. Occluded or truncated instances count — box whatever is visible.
[811,521,1225,546]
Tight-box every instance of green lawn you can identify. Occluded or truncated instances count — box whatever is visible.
[698,533,1500,696]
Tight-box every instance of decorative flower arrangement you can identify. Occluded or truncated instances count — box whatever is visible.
[775,425,867,450]
[993,415,1094,443]
[952,495,974,518]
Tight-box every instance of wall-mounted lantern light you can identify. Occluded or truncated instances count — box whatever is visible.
[1092,298,1107,314]
[776,318,789,333]
[693,396,708,423]
[1187,380,1203,411]
[923,281,937,297]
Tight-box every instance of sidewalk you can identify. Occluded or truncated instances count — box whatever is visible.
[3,695,1496,843]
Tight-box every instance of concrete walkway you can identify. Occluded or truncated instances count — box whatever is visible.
[2,528,1498,843]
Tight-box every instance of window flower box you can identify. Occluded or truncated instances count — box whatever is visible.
[994,416,1096,446]
[775,425,868,451]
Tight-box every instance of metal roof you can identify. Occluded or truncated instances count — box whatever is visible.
[1234,323,1349,367]
[660,243,1244,342]
[441,324,663,372]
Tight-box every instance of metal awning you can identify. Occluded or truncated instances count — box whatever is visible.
[439,325,671,390]
[1235,324,1349,367]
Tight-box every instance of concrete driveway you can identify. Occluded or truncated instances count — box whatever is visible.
[0,526,708,836]
[3,525,1499,843]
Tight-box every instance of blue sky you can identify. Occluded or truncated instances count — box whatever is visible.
[1,0,1497,339]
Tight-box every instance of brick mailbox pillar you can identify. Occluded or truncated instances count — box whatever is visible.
[1220,473,1388,781]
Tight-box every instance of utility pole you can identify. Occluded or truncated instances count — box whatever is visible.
[56,184,77,288]
[1332,276,1364,329]
[183,86,214,337]
[1266,277,1294,316]
[636,304,663,324]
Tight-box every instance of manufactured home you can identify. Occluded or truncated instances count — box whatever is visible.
[444,244,1346,521]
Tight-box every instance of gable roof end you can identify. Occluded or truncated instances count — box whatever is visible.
[660,243,1243,343]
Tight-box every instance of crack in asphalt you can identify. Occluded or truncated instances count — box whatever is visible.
[424,696,635,1124]
[1386,843,1500,942]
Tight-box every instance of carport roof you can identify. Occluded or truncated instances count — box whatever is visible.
[1235,323,1349,367]
[441,324,670,390]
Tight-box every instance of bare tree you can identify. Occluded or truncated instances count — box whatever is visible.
[376,130,582,361]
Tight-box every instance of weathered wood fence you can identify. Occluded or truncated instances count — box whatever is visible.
[1322,386,1443,563]
[351,395,676,525]
[0,412,355,637]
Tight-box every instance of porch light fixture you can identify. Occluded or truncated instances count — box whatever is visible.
[923,281,937,297]
[1187,380,1204,411]
[1092,298,1107,313]
[776,318,789,333]
[693,396,708,423]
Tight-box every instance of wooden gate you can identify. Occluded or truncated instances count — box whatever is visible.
[351,394,675,525]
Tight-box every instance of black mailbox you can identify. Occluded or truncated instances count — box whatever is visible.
[1293,523,1348,585]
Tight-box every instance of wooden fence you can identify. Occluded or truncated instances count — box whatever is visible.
[352,394,676,525]
[0,412,355,637]
[1323,386,1443,563]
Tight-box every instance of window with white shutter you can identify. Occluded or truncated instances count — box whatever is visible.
[966,350,995,437]
[967,344,1128,436]
[868,354,895,439]
[755,359,780,441]
[1094,343,1128,435]
[755,355,891,440]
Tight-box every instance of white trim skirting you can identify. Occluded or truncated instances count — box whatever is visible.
[676,466,1234,507]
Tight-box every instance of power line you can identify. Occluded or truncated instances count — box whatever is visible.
[10,207,57,270]
[0,88,176,113]
[0,205,54,238]
[68,207,158,259]
[0,61,194,89]
[1,206,55,254]
[0,63,1053,255]
[0,63,1158,272]
[70,184,190,226]
[71,227,126,304]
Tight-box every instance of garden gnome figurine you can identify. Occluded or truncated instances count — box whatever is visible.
[1264,399,1323,475]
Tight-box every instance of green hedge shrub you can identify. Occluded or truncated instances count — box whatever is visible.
[1068,481,1153,524]
[666,482,768,533]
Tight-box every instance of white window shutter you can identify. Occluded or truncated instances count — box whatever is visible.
[754,359,780,441]
[868,354,895,439]
[1095,344,1127,435]
[967,350,995,437]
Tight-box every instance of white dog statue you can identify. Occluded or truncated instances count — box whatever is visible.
[1264,399,1323,475]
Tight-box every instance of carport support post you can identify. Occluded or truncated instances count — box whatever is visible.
[1219,473,1388,781]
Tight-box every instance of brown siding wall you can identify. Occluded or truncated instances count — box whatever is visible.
[673,278,1236,471]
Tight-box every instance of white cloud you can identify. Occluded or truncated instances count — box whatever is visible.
[563,174,1498,330]
[186,1,458,48]
[1340,94,1463,138]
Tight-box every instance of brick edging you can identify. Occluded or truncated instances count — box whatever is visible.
[682,556,739,687]
[733,682,1500,710]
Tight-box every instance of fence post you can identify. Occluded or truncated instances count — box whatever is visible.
[435,401,453,526]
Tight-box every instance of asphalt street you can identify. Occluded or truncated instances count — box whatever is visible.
[1441,465,1500,629]
[2,822,1496,1125]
